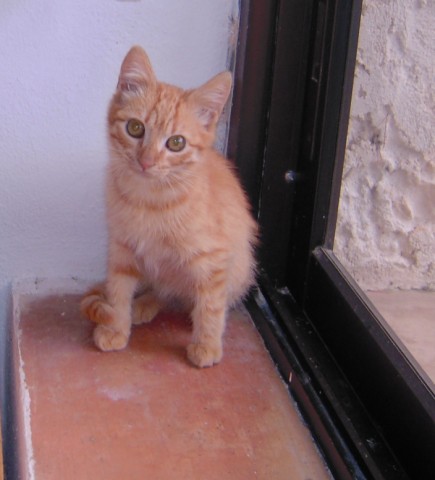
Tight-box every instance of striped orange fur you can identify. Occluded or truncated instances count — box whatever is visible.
[81,46,258,367]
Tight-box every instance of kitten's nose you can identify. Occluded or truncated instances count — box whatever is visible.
[139,156,155,171]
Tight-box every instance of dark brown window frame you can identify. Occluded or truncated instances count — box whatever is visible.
[230,1,435,478]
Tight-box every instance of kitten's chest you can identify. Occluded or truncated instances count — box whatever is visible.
[132,218,197,292]
[112,199,196,266]
[109,179,215,289]
[136,236,184,281]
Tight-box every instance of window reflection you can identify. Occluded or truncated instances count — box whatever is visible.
[335,1,435,386]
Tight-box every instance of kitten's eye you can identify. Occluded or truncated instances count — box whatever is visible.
[166,135,186,152]
[126,119,145,138]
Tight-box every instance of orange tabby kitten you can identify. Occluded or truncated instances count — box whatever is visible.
[81,46,257,367]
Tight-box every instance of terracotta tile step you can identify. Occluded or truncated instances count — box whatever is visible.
[7,279,331,480]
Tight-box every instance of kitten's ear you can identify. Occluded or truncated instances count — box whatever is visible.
[188,72,232,131]
[117,46,156,94]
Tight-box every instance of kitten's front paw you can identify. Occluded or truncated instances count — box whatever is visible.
[94,324,129,352]
[187,342,223,368]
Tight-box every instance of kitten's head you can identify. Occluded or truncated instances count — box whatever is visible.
[108,46,232,181]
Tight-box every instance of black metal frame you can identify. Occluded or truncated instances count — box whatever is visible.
[230,1,435,478]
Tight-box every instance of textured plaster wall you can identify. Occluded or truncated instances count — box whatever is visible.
[335,0,435,290]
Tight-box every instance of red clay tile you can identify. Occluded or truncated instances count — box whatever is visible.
[12,290,331,479]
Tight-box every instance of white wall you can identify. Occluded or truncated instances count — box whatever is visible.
[0,1,235,315]
[335,0,435,290]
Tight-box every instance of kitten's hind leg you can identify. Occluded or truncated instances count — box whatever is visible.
[132,290,162,325]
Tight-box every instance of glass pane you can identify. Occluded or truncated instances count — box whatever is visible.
[334,1,435,387]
